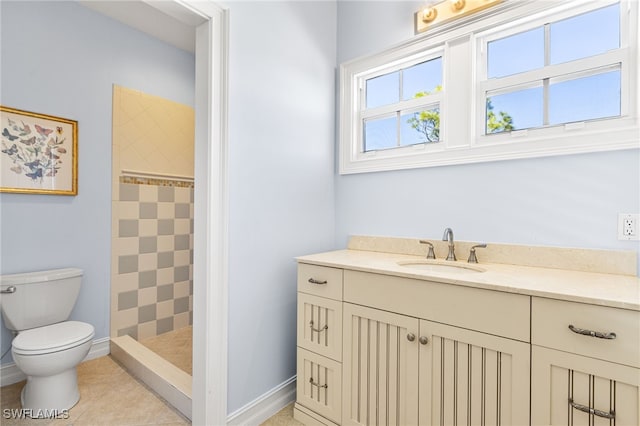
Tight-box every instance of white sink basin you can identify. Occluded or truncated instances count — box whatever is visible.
[397,260,485,274]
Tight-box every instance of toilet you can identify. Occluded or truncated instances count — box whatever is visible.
[0,268,94,416]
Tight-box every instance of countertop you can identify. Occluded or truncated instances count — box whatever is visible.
[297,249,640,311]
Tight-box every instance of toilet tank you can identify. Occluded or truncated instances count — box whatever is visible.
[0,268,83,331]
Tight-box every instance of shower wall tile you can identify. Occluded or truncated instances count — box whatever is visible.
[139,304,157,323]
[175,187,191,203]
[119,255,139,274]
[157,251,174,269]
[138,253,157,271]
[157,317,174,335]
[158,186,175,202]
[139,202,158,219]
[120,184,139,201]
[111,179,194,339]
[119,220,139,238]
[139,219,158,237]
[138,321,157,341]
[118,290,138,311]
[174,312,190,329]
[158,219,174,235]
[174,235,189,250]
[138,287,157,306]
[157,300,174,319]
[139,185,158,202]
[157,284,174,302]
[175,250,190,267]
[139,236,157,254]
[139,270,157,288]
[158,203,174,219]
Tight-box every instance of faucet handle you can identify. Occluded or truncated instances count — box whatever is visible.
[467,244,487,264]
[419,240,436,259]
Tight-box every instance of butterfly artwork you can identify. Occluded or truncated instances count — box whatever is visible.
[2,128,19,141]
[35,124,54,138]
[1,106,77,195]
[25,168,43,181]
[2,143,18,156]
[20,136,36,146]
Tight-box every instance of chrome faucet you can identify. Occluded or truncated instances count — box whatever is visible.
[442,227,456,261]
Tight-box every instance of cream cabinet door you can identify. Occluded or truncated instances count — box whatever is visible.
[342,303,420,426]
[418,320,530,426]
[532,346,640,426]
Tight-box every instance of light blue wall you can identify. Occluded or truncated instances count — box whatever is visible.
[225,1,337,414]
[0,1,195,364]
[335,1,640,258]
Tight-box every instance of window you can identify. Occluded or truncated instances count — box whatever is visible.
[362,56,443,151]
[479,3,623,136]
[339,0,638,174]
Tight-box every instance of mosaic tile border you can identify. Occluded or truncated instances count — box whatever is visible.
[120,176,194,189]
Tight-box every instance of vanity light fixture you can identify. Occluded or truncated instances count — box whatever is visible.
[415,0,503,34]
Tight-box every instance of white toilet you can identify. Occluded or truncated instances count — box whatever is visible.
[0,268,94,415]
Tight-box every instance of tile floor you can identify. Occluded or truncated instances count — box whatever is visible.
[139,326,192,375]
[1,356,189,425]
[1,327,301,425]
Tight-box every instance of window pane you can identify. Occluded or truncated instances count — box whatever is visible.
[366,72,399,109]
[401,108,440,145]
[549,70,620,125]
[550,4,619,65]
[486,87,543,133]
[364,115,397,151]
[488,27,544,78]
[402,58,442,101]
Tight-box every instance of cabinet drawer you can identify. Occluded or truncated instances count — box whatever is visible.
[298,293,343,361]
[298,263,343,301]
[297,347,342,425]
[532,297,640,368]
[344,270,530,342]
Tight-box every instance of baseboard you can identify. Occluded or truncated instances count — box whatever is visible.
[0,336,110,387]
[226,375,297,426]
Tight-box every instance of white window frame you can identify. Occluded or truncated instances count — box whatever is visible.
[339,0,639,175]
[359,48,444,151]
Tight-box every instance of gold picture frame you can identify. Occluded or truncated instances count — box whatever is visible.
[1,106,78,195]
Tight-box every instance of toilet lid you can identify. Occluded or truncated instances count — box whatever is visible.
[12,321,94,354]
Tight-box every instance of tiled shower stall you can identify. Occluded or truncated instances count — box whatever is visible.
[111,179,193,339]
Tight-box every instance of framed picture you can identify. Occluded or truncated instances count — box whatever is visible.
[1,106,78,195]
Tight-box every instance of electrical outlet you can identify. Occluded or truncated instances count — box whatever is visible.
[618,213,639,240]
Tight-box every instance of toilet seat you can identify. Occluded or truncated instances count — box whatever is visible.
[12,321,94,356]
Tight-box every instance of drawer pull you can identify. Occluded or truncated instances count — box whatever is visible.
[0,286,16,294]
[308,278,328,285]
[568,324,617,340]
[568,399,615,420]
[309,320,328,333]
[309,378,328,389]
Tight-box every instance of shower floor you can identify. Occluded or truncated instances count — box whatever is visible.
[139,325,192,375]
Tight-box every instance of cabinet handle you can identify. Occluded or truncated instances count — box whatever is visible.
[308,278,327,285]
[568,399,615,420]
[0,286,16,294]
[309,378,328,389]
[568,324,617,340]
[407,333,416,342]
[309,320,328,333]
[419,336,429,345]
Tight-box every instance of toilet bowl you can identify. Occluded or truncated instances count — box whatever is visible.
[0,268,94,417]
[12,321,94,413]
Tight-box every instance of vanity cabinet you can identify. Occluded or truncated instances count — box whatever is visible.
[342,272,530,426]
[531,297,640,426]
[295,264,344,426]
[294,259,639,426]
